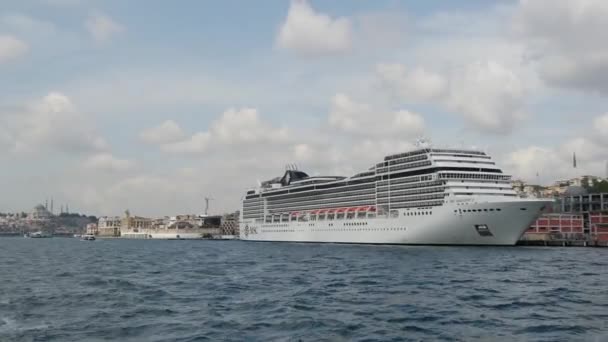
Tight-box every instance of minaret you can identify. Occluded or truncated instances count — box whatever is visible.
[573,152,577,169]
[66,204,69,214]
[45,198,48,210]
[204,197,213,216]
[50,198,54,215]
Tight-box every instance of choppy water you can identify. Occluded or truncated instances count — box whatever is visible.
[1,238,607,341]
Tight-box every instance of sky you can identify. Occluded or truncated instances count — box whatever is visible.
[1,0,607,217]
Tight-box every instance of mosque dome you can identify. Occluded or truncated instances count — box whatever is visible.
[30,204,53,220]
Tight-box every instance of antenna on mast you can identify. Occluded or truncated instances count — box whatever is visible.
[204,197,214,216]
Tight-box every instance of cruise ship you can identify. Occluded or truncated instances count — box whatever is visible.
[240,147,552,245]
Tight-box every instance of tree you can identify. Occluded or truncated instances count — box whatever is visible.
[581,177,590,189]
[589,180,608,194]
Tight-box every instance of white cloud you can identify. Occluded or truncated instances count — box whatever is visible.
[329,93,425,136]
[85,12,124,43]
[0,92,107,154]
[513,0,608,94]
[445,61,525,134]
[377,61,526,134]
[83,153,134,172]
[1,14,57,34]
[210,108,288,144]
[276,0,352,56]
[504,133,608,184]
[293,143,315,162]
[42,0,82,6]
[376,64,446,102]
[154,108,290,154]
[161,132,211,154]
[504,146,564,182]
[593,113,608,141]
[140,120,185,144]
[0,34,28,63]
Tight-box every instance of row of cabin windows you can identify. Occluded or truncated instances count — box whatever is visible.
[404,211,432,216]
[262,227,407,233]
[453,192,517,197]
[448,185,514,191]
[439,173,510,181]
[433,159,495,165]
[377,154,427,168]
[311,227,407,232]
[386,153,428,166]
[377,193,445,204]
[286,178,375,194]
[268,196,375,212]
[264,211,377,223]
[389,200,445,209]
[429,149,486,156]
[377,180,444,192]
[388,161,433,172]
[430,152,490,159]
[267,188,376,206]
[384,150,428,162]
[243,203,264,209]
[256,178,375,199]
[455,208,502,213]
[377,174,433,187]
[266,183,375,201]
[377,186,445,198]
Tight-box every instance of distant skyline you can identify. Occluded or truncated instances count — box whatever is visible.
[1,0,607,216]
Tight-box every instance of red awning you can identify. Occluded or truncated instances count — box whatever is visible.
[336,207,348,213]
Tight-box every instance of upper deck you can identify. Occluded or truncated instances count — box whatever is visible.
[245,148,510,199]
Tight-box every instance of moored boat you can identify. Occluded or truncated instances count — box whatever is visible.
[240,146,552,245]
[24,231,52,238]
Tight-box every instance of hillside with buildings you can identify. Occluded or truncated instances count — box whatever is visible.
[0,204,96,236]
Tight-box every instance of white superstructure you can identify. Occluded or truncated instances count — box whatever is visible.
[240,148,552,245]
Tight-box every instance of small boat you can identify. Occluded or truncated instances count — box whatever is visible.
[73,234,81,238]
[25,231,52,238]
[81,234,96,241]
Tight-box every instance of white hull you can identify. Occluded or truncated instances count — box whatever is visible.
[240,199,550,246]
[150,232,202,239]
[121,231,203,239]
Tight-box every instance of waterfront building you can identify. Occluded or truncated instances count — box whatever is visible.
[122,215,153,230]
[555,192,608,213]
[569,175,602,188]
[98,216,121,237]
[85,223,98,235]
[522,214,584,241]
[590,212,608,242]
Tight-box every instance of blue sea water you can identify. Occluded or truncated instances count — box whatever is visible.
[0,238,607,342]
